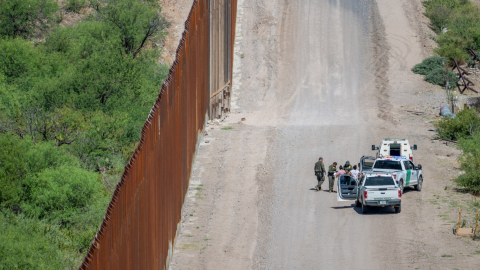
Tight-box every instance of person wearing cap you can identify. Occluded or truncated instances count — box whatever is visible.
[328,162,338,193]
[344,161,353,173]
[314,157,326,191]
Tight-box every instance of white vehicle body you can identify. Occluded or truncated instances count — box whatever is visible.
[369,156,423,193]
[372,138,417,162]
[337,173,402,214]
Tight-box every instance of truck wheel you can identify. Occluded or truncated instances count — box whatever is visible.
[399,180,404,194]
[395,204,401,214]
[415,176,423,191]
[361,203,368,214]
[355,199,361,207]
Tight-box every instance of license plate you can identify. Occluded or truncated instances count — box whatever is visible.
[380,201,386,205]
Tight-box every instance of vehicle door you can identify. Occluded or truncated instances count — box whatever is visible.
[402,161,414,186]
[359,156,376,173]
[337,174,358,201]
[408,160,418,184]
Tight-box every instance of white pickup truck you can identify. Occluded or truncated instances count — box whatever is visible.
[337,173,402,214]
[360,156,423,194]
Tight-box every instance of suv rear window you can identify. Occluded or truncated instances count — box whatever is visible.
[373,160,402,170]
[365,177,395,186]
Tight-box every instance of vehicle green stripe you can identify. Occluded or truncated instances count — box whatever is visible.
[406,170,411,186]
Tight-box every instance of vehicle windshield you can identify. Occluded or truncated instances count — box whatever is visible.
[373,160,402,170]
[364,177,395,186]
[363,158,375,170]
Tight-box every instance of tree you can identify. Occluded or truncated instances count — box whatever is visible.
[0,0,59,38]
[0,133,27,208]
[91,0,169,57]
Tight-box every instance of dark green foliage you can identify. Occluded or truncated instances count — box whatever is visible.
[66,0,87,13]
[435,108,480,193]
[424,67,458,86]
[91,0,169,57]
[0,0,169,267]
[0,211,80,269]
[423,0,480,62]
[412,56,447,75]
[0,134,27,208]
[435,108,480,140]
[455,134,480,193]
[0,0,59,38]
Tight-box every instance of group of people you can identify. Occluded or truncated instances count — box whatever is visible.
[313,157,360,193]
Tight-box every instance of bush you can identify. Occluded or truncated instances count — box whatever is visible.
[66,0,87,13]
[423,0,480,62]
[0,0,59,38]
[0,211,80,269]
[22,165,102,221]
[424,67,458,86]
[425,4,453,32]
[435,108,480,140]
[455,133,480,193]
[0,133,27,208]
[412,56,447,75]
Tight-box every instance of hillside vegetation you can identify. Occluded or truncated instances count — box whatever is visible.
[0,0,169,268]
[413,0,480,86]
[417,0,480,195]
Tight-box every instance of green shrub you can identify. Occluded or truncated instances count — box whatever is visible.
[66,0,87,13]
[435,108,480,140]
[455,133,480,193]
[0,211,80,269]
[424,67,458,86]
[22,165,102,220]
[425,4,453,32]
[422,0,480,62]
[412,56,447,75]
[0,0,59,38]
[0,133,27,208]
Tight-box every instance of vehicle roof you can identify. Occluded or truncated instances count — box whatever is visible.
[376,155,408,161]
[364,173,394,177]
[382,138,409,142]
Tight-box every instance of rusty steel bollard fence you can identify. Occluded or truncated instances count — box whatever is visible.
[79,0,237,269]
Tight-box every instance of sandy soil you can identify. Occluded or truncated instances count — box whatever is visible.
[169,0,480,269]
[159,0,195,65]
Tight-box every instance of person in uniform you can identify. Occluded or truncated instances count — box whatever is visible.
[344,161,353,173]
[328,162,338,193]
[314,157,326,191]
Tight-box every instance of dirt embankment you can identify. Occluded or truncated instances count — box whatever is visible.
[159,0,195,66]
[169,0,480,269]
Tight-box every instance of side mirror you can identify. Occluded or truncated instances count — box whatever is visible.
[371,145,376,151]
[413,145,417,150]
[417,164,422,170]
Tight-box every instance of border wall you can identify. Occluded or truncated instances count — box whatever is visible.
[79,0,237,269]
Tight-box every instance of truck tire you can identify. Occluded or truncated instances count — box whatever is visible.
[415,176,423,191]
[361,202,368,214]
[395,204,401,214]
[355,199,361,207]
[399,179,404,194]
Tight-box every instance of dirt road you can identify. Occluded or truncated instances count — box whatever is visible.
[170,0,480,269]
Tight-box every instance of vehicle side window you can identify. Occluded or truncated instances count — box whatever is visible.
[409,161,415,170]
[403,161,411,170]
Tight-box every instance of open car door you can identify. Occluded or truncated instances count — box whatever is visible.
[337,174,358,202]
[359,156,376,173]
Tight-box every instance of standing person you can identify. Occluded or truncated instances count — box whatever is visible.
[314,157,326,191]
[336,165,346,176]
[349,165,360,181]
[328,162,338,193]
[344,161,353,173]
